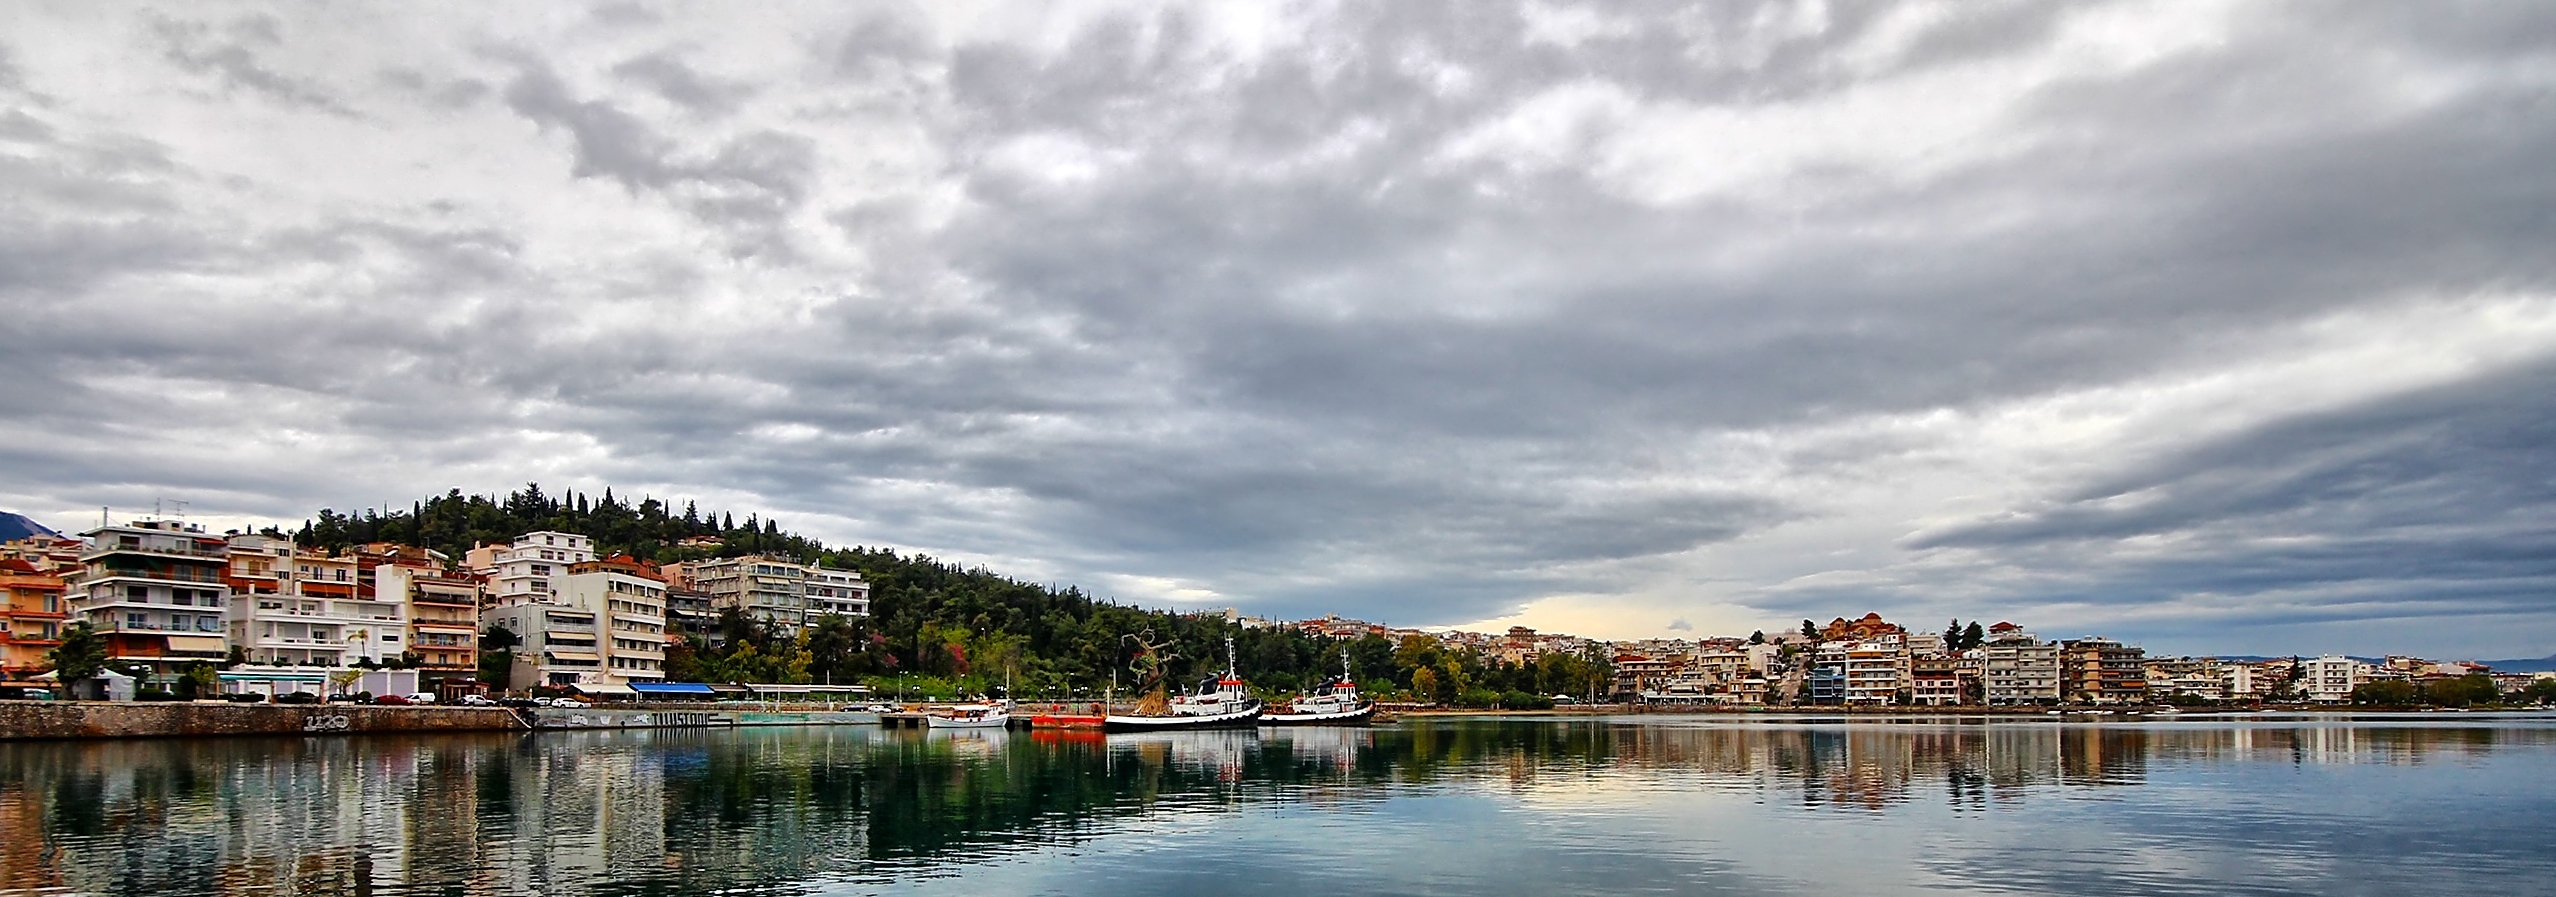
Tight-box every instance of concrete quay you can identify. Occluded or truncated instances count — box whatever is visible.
[0,700,883,740]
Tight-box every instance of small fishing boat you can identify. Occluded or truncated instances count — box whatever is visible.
[1262,650,1374,725]
[925,702,1011,729]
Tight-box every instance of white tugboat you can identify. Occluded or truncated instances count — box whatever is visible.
[1106,635,1263,731]
[1261,649,1375,725]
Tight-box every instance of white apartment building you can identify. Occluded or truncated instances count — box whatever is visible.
[468,531,595,604]
[2300,655,2371,703]
[71,520,232,684]
[224,533,406,669]
[483,553,667,693]
[564,557,668,685]
[806,567,871,619]
[1981,624,2062,705]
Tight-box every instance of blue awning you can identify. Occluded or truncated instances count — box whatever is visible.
[629,681,716,695]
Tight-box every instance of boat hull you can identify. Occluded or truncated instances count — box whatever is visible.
[1029,714,1106,729]
[1103,703,1264,731]
[926,710,1011,729]
[1259,704,1375,726]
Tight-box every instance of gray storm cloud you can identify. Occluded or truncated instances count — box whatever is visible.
[0,0,2552,657]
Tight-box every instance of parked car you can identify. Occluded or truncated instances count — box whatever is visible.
[547,697,588,708]
[497,697,542,708]
[403,693,438,705]
[458,694,497,706]
[274,692,321,705]
[326,693,364,704]
[371,694,412,706]
[225,693,265,703]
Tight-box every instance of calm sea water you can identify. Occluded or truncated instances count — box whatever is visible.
[2,714,2551,896]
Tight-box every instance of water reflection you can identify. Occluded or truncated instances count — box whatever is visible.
[0,715,2549,897]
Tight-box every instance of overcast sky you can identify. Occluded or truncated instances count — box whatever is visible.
[3,1,2552,658]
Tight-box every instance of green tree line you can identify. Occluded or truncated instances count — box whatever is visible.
[299,484,1610,701]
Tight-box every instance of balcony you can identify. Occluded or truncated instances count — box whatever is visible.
[88,541,227,561]
[99,620,222,634]
[92,568,226,585]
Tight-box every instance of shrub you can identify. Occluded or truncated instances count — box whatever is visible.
[1454,688,1502,709]
[1499,690,1555,710]
[2423,675,2500,707]
[2351,680,2417,706]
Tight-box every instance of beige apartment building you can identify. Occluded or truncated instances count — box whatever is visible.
[1982,623,2062,705]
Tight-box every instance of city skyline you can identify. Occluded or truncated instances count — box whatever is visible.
[4,3,2554,658]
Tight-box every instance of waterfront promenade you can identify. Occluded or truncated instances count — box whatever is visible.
[0,700,878,740]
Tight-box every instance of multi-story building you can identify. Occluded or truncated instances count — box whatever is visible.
[665,583,716,648]
[677,555,867,636]
[2221,661,2265,702]
[1911,654,1968,706]
[2299,655,2370,703]
[372,559,481,683]
[567,556,668,686]
[805,566,872,619]
[680,555,804,632]
[1612,653,1682,701]
[1981,623,2062,705]
[224,534,405,668]
[468,531,595,605]
[70,520,231,685]
[483,555,667,693]
[0,560,69,683]
[2145,657,2226,702]
[1,533,86,573]
[1842,636,1909,706]
[1808,644,1848,705]
[2062,637,2149,704]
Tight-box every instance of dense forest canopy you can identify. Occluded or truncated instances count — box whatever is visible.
[294,484,1609,705]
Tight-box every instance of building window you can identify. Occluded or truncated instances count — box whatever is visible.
[127,586,149,601]
[126,612,147,628]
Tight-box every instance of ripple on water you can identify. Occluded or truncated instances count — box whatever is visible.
[1,716,2552,896]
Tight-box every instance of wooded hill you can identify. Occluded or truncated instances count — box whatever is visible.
[294,484,1610,705]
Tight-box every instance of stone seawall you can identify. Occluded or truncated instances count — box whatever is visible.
[0,701,524,740]
[0,701,889,740]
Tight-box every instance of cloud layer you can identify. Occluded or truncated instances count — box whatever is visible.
[3,1,2553,657]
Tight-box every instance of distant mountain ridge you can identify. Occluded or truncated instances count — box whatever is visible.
[2481,655,2556,673]
[0,511,60,542]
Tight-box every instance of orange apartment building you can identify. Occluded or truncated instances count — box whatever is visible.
[358,544,483,688]
[2062,637,2150,705]
[0,560,69,684]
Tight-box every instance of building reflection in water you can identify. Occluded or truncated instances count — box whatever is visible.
[0,717,2543,896]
